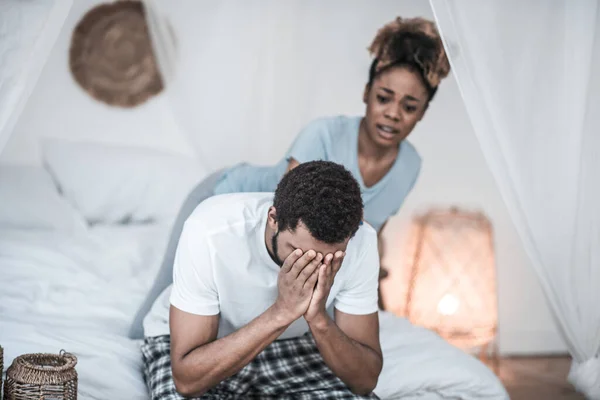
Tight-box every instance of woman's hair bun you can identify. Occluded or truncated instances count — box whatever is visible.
[368,17,450,88]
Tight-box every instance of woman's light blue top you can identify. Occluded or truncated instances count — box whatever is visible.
[212,115,421,232]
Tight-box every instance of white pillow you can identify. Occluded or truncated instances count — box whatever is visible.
[41,138,207,224]
[0,165,87,231]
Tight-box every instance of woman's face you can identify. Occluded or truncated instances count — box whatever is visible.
[363,66,430,148]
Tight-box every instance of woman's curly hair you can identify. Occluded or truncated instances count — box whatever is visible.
[273,161,363,244]
[368,17,451,100]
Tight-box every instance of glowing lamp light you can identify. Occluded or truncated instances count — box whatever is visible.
[437,294,460,316]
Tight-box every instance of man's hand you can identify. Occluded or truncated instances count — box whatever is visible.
[304,251,344,324]
[273,249,322,325]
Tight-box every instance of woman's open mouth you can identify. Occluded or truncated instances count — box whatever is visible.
[376,124,400,140]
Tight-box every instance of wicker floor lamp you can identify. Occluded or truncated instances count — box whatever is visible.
[404,208,499,371]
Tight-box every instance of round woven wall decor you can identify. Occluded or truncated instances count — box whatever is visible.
[69,0,163,107]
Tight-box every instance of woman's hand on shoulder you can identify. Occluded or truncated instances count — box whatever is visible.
[286,158,300,173]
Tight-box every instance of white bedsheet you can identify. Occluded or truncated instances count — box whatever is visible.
[374,311,508,399]
[0,226,508,400]
[0,225,170,399]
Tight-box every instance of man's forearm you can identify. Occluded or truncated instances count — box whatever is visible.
[308,314,383,395]
[173,305,290,397]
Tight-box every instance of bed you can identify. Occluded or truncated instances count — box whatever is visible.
[0,141,508,399]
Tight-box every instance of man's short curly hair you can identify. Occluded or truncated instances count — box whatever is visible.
[273,161,363,244]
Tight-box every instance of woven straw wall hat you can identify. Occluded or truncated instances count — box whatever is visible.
[69,0,164,107]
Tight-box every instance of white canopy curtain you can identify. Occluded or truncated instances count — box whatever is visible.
[429,0,600,398]
[142,0,409,172]
[0,0,73,156]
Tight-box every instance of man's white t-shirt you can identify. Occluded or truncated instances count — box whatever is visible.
[143,192,380,339]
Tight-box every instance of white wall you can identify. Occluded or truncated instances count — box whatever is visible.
[0,0,566,355]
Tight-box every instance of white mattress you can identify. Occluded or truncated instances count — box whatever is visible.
[0,225,508,399]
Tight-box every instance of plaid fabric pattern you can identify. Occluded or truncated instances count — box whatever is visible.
[141,334,380,400]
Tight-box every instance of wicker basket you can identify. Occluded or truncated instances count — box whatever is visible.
[3,350,77,400]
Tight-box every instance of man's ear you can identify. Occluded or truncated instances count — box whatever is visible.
[267,206,278,230]
[363,84,370,104]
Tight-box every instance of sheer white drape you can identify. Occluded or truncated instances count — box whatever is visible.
[0,0,72,155]
[143,0,176,86]
[429,0,600,397]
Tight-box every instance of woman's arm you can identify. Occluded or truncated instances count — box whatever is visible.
[377,220,390,310]
[377,220,389,279]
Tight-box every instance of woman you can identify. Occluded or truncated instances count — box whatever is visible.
[214,17,449,234]
[130,16,451,339]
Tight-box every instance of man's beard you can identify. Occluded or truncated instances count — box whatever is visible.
[268,231,284,267]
